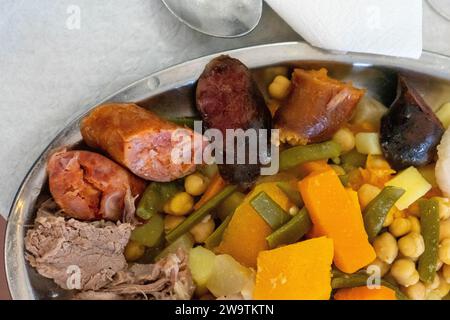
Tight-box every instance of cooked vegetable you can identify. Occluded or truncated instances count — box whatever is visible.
[189,246,216,290]
[206,254,253,298]
[215,191,245,221]
[217,182,292,267]
[137,181,181,220]
[190,215,215,243]
[155,233,194,261]
[418,164,438,188]
[185,173,209,196]
[250,191,291,230]
[332,128,356,154]
[440,239,450,265]
[198,164,219,179]
[403,282,426,300]
[279,141,341,171]
[276,181,303,207]
[385,167,432,210]
[266,207,312,249]
[389,217,412,237]
[165,192,194,216]
[334,286,397,300]
[436,128,450,197]
[341,149,367,172]
[205,213,234,249]
[391,258,420,287]
[349,96,388,131]
[358,184,381,209]
[299,169,376,273]
[166,185,237,243]
[398,232,425,259]
[355,132,383,155]
[274,68,364,145]
[436,102,450,129]
[380,77,444,170]
[297,159,330,176]
[130,213,164,247]
[268,75,291,100]
[164,215,186,233]
[194,173,226,210]
[124,240,146,262]
[254,237,334,300]
[363,186,405,242]
[372,232,398,264]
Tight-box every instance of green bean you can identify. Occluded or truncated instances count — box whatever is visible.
[215,191,245,221]
[418,198,440,283]
[136,181,181,220]
[166,185,237,243]
[276,181,303,207]
[279,141,341,171]
[168,117,200,129]
[331,270,408,300]
[130,213,165,247]
[266,207,311,249]
[340,149,367,173]
[205,213,234,249]
[155,233,194,261]
[250,191,291,230]
[363,186,405,242]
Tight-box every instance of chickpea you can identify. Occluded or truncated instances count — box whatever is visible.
[439,238,450,264]
[424,274,440,294]
[432,274,450,299]
[185,173,209,196]
[124,240,145,262]
[190,215,215,243]
[398,232,425,259]
[366,258,390,277]
[288,206,299,216]
[165,192,194,216]
[389,217,412,237]
[390,259,420,287]
[332,128,356,154]
[440,219,450,242]
[268,75,291,100]
[358,184,381,210]
[164,215,186,232]
[442,264,450,284]
[436,197,450,220]
[408,216,421,234]
[402,281,426,300]
[373,232,398,264]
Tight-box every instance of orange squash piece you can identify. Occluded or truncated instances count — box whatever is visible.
[216,182,293,268]
[299,169,376,273]
[334,286,396,300]
[254,237,334,300]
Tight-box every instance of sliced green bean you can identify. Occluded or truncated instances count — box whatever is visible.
[130,213,165,247]
[279,141,341,171]
[215,191,245,221]
[331,271,408,300]
[418,199,440,283]
[166,185,237,243]
[341,149,367,173]
[266,207,311,249]
[364,186,405,242]
[276,181,303,207]
[250,191,291,230]
[136,181,181,220]
[205,213,234,249]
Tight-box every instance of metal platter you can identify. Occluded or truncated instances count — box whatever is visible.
[5,41,450,299]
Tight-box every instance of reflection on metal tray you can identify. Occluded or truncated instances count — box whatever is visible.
[6,42,450,299]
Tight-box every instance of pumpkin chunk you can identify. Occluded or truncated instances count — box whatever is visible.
[254,237,334,300]
[299,169,376,273]
[334,286,397,300]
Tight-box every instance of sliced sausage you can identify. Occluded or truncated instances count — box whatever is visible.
[47,150,146,221]
[81,103,202,182]
[196,55,272,186]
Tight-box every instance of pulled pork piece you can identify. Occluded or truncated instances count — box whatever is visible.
[25,200,132,291]
[74,250,195,300]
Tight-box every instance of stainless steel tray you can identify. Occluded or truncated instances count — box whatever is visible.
[6,41,450,300]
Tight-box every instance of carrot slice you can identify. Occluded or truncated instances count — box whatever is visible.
[334,286,396,300]
[299,169,376,273]
[194,173,227,210]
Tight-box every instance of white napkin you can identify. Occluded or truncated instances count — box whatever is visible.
[266,0,422,59]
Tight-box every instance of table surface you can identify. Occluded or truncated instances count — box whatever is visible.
[0,0,449,299]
